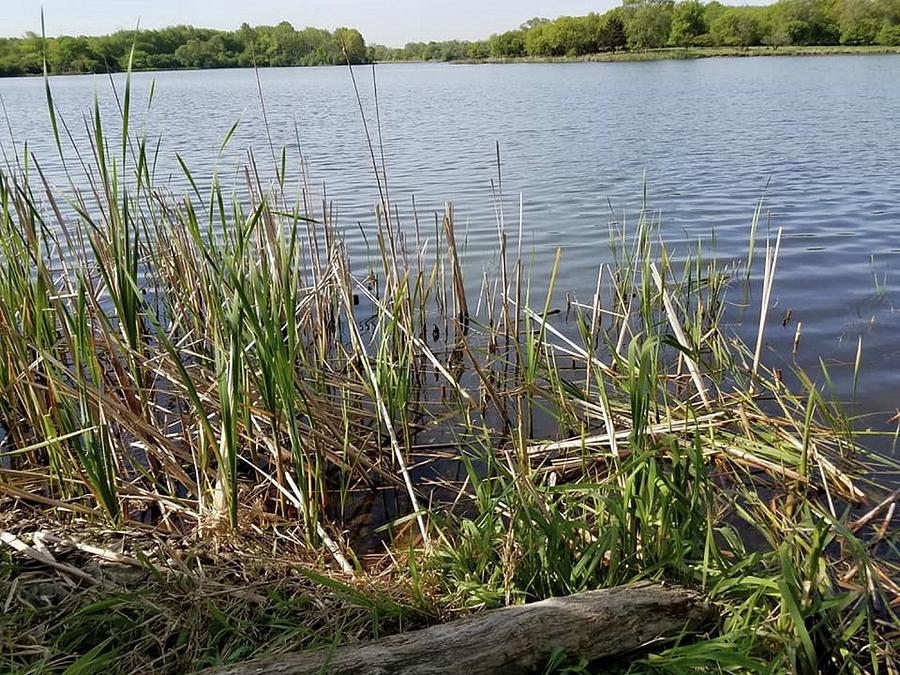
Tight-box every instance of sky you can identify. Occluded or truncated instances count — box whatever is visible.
[2,0,623,46]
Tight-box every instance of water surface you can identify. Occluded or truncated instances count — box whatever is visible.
[2,57,899,450]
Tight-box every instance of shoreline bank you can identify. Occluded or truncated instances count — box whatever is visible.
[449,44,900,65]
[3,45,900,80]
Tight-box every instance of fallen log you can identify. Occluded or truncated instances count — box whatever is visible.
[201,581,717,675]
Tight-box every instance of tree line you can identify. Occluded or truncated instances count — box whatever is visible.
[373,0,900,61]
[0,23,367,76]
[3,0,900,77]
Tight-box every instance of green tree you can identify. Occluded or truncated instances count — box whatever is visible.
[836,0,881,44]
[599,14,629,50]
[524,22,560,55]
[553,16,596,55]
[876,23,900,42]
[334,27,367,63]
[875,0,900,24]
[669,0,708,45]
[520,17,551,30]
[710,7,766,46]
[174,36,229,69]
[624,0,676,50]
[467,41,491,59]
[770,0,841,44]
[490,30,526,57]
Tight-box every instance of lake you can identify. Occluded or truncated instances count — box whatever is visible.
[2,56,900,450]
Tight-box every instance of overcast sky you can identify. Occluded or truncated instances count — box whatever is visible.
[3,1,626,46]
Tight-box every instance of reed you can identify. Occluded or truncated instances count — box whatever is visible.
[0,67,898,673]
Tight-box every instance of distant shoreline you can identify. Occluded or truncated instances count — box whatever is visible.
[3,45,899,80]
[449,45,900,65]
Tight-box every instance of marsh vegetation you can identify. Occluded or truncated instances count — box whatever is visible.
[0,59,898,674]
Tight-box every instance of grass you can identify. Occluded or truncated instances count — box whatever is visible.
[0,516,417,674]
[0,61,899,673]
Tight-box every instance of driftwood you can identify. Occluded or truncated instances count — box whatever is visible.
[201,581,717,675]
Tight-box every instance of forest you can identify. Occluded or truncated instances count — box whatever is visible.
[2,0,900,76]
[375,0,900,61]
[0,23,367,76]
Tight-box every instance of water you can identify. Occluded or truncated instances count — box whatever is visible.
[2,57,900,454]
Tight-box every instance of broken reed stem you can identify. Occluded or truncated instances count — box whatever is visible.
[442,204,469,327]
[649,262,711,410]
[851,488,900,532]
[752,228,783,387]
[1,531,98,585]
